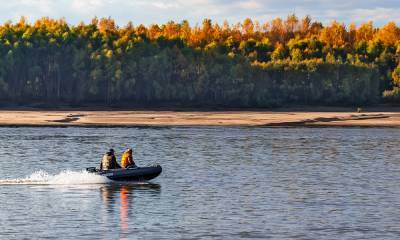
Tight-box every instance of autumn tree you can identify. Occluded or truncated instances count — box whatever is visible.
[0,15,395,106]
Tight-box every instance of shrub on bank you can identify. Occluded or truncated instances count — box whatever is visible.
[383,87,400,102]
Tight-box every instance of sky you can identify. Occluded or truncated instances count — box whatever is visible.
[2,0,400,27]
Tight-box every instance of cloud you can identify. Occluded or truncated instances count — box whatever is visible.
[151,2,180,9]
[71,0,107,14]
[352,8,400,24]
[237,0,263,10]
[0,0,397,26]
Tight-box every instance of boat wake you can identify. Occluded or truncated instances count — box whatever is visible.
[0,170,111,185]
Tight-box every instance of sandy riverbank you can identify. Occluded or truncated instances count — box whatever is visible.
[1,108,400,127]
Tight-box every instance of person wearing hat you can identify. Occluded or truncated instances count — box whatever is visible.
[100,149,121,170]
[120,148,136,168]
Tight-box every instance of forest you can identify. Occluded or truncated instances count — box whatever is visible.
[0,15,398,107]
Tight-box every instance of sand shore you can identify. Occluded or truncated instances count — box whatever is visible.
[1,108,400,127]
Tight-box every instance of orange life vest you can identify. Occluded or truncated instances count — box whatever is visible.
[121,152,133,168]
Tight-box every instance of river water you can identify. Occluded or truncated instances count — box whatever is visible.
[0,127,400,239]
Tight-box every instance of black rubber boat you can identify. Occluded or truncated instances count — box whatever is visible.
[86,165,162,181]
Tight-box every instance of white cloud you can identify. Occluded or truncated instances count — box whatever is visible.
[352,8,400,24]
[71,0,106,13]
[237,0,262,10]
[19,0,56,14]
[151,2,180,9]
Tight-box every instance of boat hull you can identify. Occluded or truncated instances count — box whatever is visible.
[87,165,162,181]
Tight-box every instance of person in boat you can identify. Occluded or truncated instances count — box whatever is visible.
[121,148,136,168]
[100,149,121,170]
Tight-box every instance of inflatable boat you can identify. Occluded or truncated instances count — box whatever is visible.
[86,165,162,181]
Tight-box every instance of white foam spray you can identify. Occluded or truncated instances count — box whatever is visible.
[0,170,111,185]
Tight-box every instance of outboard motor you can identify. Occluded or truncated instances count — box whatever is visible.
[86,167,97,173]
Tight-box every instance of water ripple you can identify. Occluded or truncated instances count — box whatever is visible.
[0,127,400,239]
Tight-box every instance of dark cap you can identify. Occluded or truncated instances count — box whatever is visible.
[108,148,115,153]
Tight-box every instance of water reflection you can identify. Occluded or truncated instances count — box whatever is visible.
[99,183,161,238]
[120,186,129,232]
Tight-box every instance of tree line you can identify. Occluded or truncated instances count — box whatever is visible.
[0,15,398,107]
